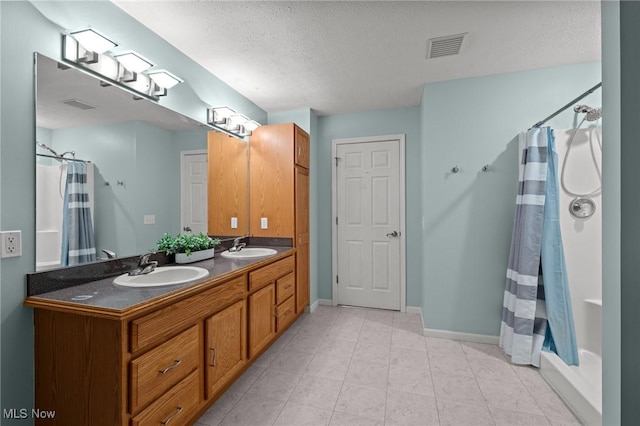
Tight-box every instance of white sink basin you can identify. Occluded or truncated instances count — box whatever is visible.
[113,266,209,288]
[220,248,278,259]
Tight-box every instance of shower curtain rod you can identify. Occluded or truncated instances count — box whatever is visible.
[36,153,90,163]
[530,82,602,130]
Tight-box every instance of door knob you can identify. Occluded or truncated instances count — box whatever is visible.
[183,226,192,232]
[386,231,399,238]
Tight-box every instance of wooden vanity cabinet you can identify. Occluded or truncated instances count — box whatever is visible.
[248,255,295,358]
[28,253,302,426]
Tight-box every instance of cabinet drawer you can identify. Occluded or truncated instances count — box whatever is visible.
[249,256,294,291]
[276,296,296,332]
[131,276,245,352]
[131,370,200,426]
[276,272,295,305]
[130,325,199,413]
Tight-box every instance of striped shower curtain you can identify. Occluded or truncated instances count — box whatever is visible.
[61,161,97,266]
[499,127,579,367]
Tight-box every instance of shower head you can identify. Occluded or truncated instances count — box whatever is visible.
[586,108,602,122]
[574,104,602,122]
[36,142,60,157]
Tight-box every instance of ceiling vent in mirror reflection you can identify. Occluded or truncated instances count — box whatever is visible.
[61,99,96,110]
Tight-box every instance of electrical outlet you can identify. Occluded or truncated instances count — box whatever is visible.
[261,217,268,229]
[143,215,155,225]
[230,217,238,229]
[1,230,22,258]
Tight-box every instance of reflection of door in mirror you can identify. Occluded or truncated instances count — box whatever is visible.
[207,132,249,236]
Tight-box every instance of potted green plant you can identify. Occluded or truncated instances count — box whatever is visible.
[156,232,221,264]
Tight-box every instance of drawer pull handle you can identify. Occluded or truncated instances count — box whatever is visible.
[284,284,293,290]
[161,407,183,425]
[209,348,216,367]
[283,309,292,317]
[159,359,182,374]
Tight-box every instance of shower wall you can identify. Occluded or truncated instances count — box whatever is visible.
[554,127,603,357]
[35,163,94,271]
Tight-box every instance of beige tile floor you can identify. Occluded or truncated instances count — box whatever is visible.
[196,305,582,426]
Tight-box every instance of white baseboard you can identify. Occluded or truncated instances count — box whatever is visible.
[405,306,424,326]
[309,298,333,313]
[402,306,499,345]
[424,328,500,345]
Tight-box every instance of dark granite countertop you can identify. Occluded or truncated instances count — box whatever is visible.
[25,246,294,313]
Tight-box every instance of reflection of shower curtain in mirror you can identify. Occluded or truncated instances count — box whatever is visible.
[61,162,97,266]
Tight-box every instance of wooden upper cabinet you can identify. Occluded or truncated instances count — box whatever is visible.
[207,131,249,236]
[249,124,296,238]
[295,125,310,169]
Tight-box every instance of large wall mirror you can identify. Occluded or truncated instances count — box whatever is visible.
[35,53,249,271]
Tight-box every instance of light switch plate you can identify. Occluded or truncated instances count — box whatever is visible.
[231,217,238,229]
[261,217,268,229]
[143,215,155,225]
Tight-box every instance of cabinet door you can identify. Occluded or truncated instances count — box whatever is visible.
[205,300,247,399]
[295,125,310,169]
[248,283,276,358]
[296,243,310,313]
[295,166,310,246]
[207,131,249,235]
[249,124,294,238]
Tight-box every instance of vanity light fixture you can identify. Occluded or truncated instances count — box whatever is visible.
[226,113,250,131]
[70,28,117,54]
[147,70,183,89]
[243,120,261,133]
[113,51,154,73]
[207,106,236,125]
[62,31,182,102]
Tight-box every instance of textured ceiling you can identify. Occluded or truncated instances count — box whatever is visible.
[113,1,601,116]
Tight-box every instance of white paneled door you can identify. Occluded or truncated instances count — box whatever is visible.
[335,138,403,310]
[181,151,208,234]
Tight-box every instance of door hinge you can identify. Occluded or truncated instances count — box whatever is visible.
[335,156,340,166]
[336,275,339,284]
[335,217,338,225]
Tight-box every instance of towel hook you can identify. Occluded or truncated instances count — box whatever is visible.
[451,166,459,174]
[481,165,490,172]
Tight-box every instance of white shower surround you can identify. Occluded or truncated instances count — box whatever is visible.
[540,127,602,425]
[35,162,94,271]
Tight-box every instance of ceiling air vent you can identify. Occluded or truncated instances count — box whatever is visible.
[61,99,96,110]
[427,33,466,59]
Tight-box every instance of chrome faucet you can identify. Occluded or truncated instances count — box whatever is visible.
[101,249,117,259]
[228,236,247,252]
[129,253,158,276]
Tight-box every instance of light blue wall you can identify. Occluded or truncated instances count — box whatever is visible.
[420,62,601,336]
[316,107,423,306]
[0,1,265,417]
[601,1,621,423]
[268,109,311,133]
